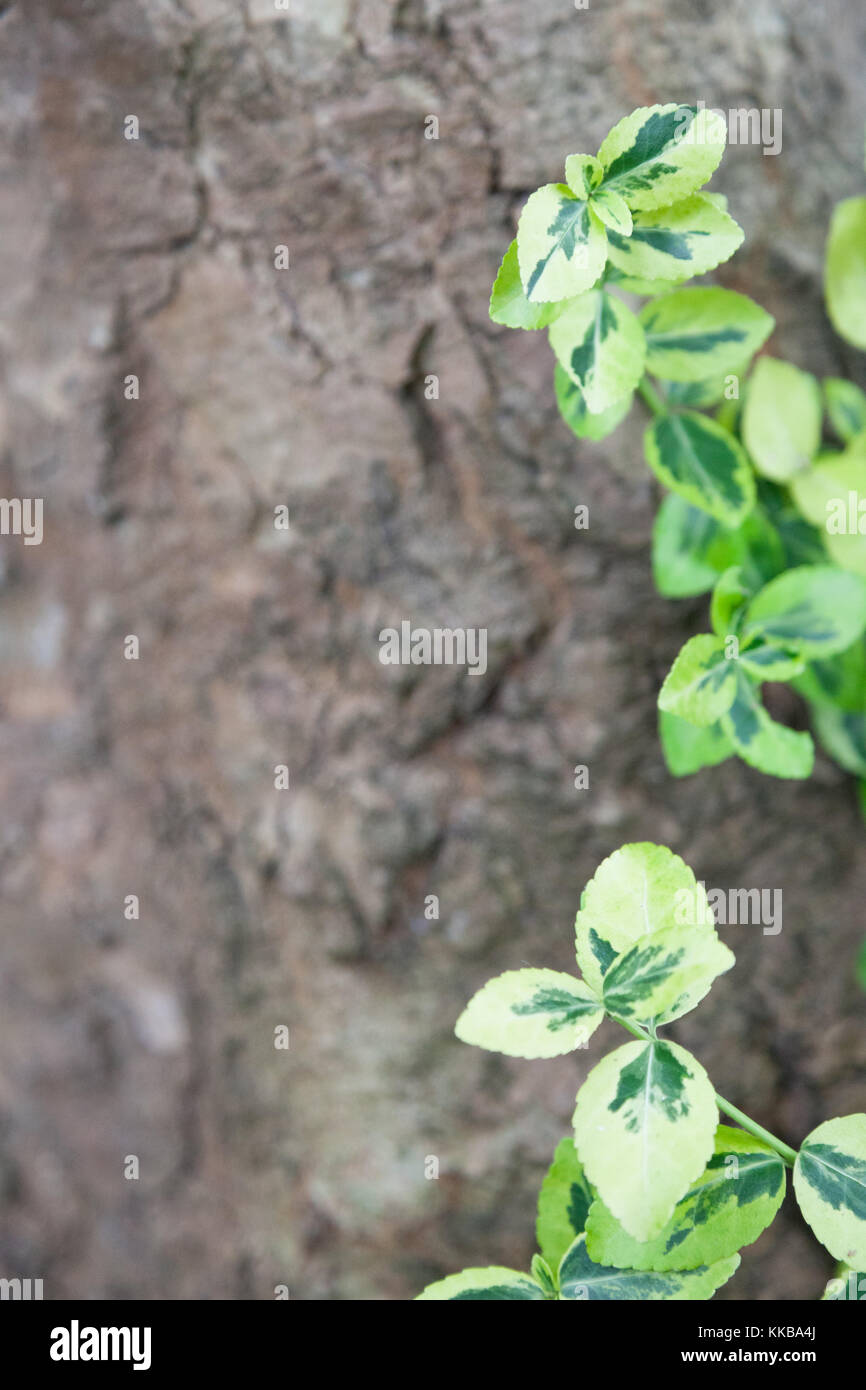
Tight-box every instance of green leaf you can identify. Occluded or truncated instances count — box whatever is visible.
[573,1040,719,1241]
[658,633,738,726]
[590,185,633,236]
[825,196,866,350]
[416,1266,548,1300]
[811,705,866,778]
[720,673,814,779]
[574,842,712,993]
[790,447,866,577]
[517,184,607,303]
[794,1114,866,1269]
[653,496,728,597]
[564,153,603,200]
[665,375,739,408]
[742,358,823,481]
[738,641,805,683]
[554,364,632,441]
[793,637,866,712]
[489,240,566,330]
[825,378,866,443]
[857,936,866,993]
[639,287,774,382]
[585,1125,786,1271]
[596,103,727,212]
[759,478,828,568]
[455,968,603,1059]
[789,445,866,526]
[644,411,756,525]
[530,1253,557,1297]
[604,266,689,296]
[742,565,866,658]
[659,710,734,775]
[710,565,751,638]
[652,496,784,599]
[536,1137,595,1269]
[606,195,743,284]
[557,1233,738,1301]
[602,921,734,1025]
[548,290,646,413]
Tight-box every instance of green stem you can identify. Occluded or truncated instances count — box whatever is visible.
[609,1015,798,1168]
[712,1095,798,1167]
[637,377,666,417]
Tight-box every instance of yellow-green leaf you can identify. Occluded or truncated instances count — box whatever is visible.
[597,103,727,212]
[586,1125,785,1271]
[573,1040,718,1241]
[639,287,773,382]
[825,196,866,350]
[536,1137,594,1269]
[607,195,743,284]
[548,289,646,413]
[575,842,712,993]
[516,184,607,303]
[658,633,738,726]
[455,968,603,1059]
[794,1115,866,1269]
[557,1233,738,1300]
[742,357,823,482]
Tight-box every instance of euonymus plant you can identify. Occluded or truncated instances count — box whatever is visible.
[490,103,866,789]
[417,843,866,1300]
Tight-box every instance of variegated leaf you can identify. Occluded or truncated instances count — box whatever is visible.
[596,103,727,212]
[586,1125,786,1270]
[606,194,743,283]
[573,1039,719,1241]
[709,565,750,639]
[643,411,755,525]
[489,240,567,330]
[659,710,735,776]
[742,565,866,658]
[639,287,773,382]
[516,184,607,303]
[590,185,633,236]
[564,152,603,200]
[720,672,814,779]
[557,1233,738,1300]
[738,641,805,683]
[536,1137,595,1270]
[824,378,866,443]
[548,289,646,413]
[794,1115,866,1269]
[605,266,689,296]
[416,1267,548,1300]
[554,364,632,441]
[574,842,712,993]
[602,920,734,1025]
[811,705,866,778]
[793,637,866,713]
[653,495,784,599]
[455,968,603,1059]
[658,633,739,727]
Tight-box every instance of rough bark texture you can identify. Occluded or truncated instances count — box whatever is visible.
[0,0,864,1300]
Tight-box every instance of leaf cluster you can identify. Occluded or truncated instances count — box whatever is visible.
[490,105,866,786]
[418,845,866,1300]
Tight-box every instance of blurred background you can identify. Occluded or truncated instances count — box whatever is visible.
[0,0,864,1300]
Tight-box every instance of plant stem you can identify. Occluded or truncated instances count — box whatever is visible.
[637,377,666,417]
[712,1095,798,1167]
[609,1015,798,1167]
